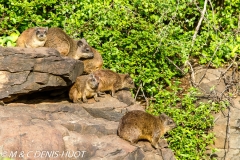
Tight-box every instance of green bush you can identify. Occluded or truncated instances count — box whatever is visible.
[0,0,239,159]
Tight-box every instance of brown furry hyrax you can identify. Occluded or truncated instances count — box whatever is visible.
[69,74,99,103]
[82,47,103,74]
[93,69,134,97]
[117,110,176,149]
[44,27,94,60]
[16,27,48,48]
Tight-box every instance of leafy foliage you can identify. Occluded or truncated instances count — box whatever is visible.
[0,32,19,46]
[149,87,226,159]
[0,0,239,159]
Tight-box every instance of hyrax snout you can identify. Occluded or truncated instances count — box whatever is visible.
[69,74,99,103]
[93,69,134,97]
[117,110,176,149]
[44,27,94,60]
[16,27,48,48]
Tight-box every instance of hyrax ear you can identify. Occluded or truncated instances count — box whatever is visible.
[77,40,83,47]
[77,38,88,46]
[45,27,48,31]
[124,74,131,79]
[35,27,40,31]
[77,38,87,47]
[159,113,168,121]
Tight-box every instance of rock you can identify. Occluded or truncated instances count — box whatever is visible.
[0,47,83,102]
[161,148,176,160]
[116,90,135,106]
[158,139,169,149]
[0,95,175,159]
[195,68,226,96]
[194,67,240,159]
[0,115,65,160]
[82,94,133,122]
[82,94,144,122]
[208,149,240,160]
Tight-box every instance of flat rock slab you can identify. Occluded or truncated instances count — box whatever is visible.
[0,95,175,159]
[0,47,83,101]
[194,67,240,159]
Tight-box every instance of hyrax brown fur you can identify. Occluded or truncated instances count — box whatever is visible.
[44,27,94,60]
[93,69,134,97]
[16,27,48,48]
[82,47,103,74]
[117,110,176,149]
[69,74,99,103]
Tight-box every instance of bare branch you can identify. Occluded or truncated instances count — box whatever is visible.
[192,0,208,47]
[186,60,197,87]
[166,57,185,75]
[134,80,142,100]
[140,84,149,107]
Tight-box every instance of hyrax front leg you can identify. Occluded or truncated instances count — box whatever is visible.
[94,93,100,102]
[151,136,160,149]
[73,90,83,103]
[111,87,117,98]
[82,92,88,103]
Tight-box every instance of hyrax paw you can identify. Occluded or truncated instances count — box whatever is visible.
[73,100,82,104]
[95,99,100,102]
[83,99,88,103]
[112,95,118,98]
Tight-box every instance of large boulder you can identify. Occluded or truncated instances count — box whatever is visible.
[0,95,175,160]
[0,47,83,102]
[194,67,240,159]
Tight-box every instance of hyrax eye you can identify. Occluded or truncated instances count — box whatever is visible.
[85,48,90,52]
[168,120,173,124]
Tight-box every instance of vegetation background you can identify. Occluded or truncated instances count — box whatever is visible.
[0,0,239,159]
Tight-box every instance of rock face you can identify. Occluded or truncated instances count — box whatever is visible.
[0,47,83,102]
[0,95,175,160]
[194,67,240,159]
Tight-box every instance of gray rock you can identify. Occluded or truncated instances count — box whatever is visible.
[195,69,226,96]
[161,148,176,160]
[0,95,174,160]
[194,67,240,159]
[116,90,135,106]
[0,47,83,101]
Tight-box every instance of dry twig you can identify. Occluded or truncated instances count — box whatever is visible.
[192,0,208,47]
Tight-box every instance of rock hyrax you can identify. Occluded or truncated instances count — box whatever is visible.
[93,69,134,97]
[44,27,94,60]
[16,27,48,48]
[69,74,99,103]
[82,47,103,74]
[117,110,176,149]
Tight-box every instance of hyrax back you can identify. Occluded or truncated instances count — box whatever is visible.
[82,47,103,74]
[44,27,94,59]
[69,74,99,103]
[93,69,134,97]
[16,27,48,48]
[117,110,176,148]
